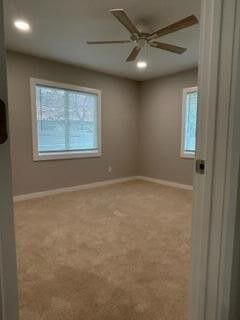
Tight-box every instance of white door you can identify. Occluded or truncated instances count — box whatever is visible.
[191,0,240,319]
[0,0,19,319]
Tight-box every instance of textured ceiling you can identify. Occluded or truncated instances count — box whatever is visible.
[3,0,200,80]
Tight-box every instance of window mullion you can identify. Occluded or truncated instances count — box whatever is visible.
[64,91,70,150]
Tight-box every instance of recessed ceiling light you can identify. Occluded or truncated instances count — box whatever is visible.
[14,20,31,32]
[137,61,147,69]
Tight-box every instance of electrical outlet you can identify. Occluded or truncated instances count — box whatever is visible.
[108,166,112,173]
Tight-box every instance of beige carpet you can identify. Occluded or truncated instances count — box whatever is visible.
[14,180,192,320]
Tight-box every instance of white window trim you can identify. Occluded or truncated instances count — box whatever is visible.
[180,86,198,159]
[30,78,102,161]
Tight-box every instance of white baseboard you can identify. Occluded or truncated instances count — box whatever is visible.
[137,176,193,191]
[14,175,193,202]
[13,176,138,202]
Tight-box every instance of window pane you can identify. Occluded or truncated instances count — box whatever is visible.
[36,85,98,153]
[67,91,98,151]
[184,91,197,153]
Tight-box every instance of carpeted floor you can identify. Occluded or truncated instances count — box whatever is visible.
[14,180,192,320]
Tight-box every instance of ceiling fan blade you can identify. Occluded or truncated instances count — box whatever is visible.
[87,40,131,44]
[149,15,198,40]
[110,9,140,36]
[150,41,187,54]
[126,46,142,62]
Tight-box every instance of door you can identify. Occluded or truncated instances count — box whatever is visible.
[191,0,240,319]
[0,0,19,319]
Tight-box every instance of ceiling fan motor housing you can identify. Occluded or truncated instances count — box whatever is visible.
[130,33,138,42]
[138,38,147,48]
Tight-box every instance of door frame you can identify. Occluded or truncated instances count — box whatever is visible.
[191,0,240,319]
[0,0,19,319]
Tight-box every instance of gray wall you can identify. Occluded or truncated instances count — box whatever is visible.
[139,69,198,186]
[7,51,140,196]
[7,52,197,195]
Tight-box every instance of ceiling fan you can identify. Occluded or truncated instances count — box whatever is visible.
[87,9,199,62]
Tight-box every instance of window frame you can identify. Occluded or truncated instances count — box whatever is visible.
[30,78,102,161]
[180,86,198,159]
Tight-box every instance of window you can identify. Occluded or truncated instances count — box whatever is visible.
[181,87,198,158]
[30,79,101,161]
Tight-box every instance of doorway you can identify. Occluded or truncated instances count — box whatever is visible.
[0,0,240,319]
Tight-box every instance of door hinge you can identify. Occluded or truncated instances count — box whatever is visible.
[196,159,206,174]
[0,99,8,144]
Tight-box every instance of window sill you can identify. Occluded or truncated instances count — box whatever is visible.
[33,150,101,161]
[180,152,195,159]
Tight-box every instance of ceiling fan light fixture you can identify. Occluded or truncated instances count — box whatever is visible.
[137,61,147,69]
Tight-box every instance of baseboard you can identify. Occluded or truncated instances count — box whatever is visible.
[14,175,193,202]
[137,176,193,191]
[13,176,139,202]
